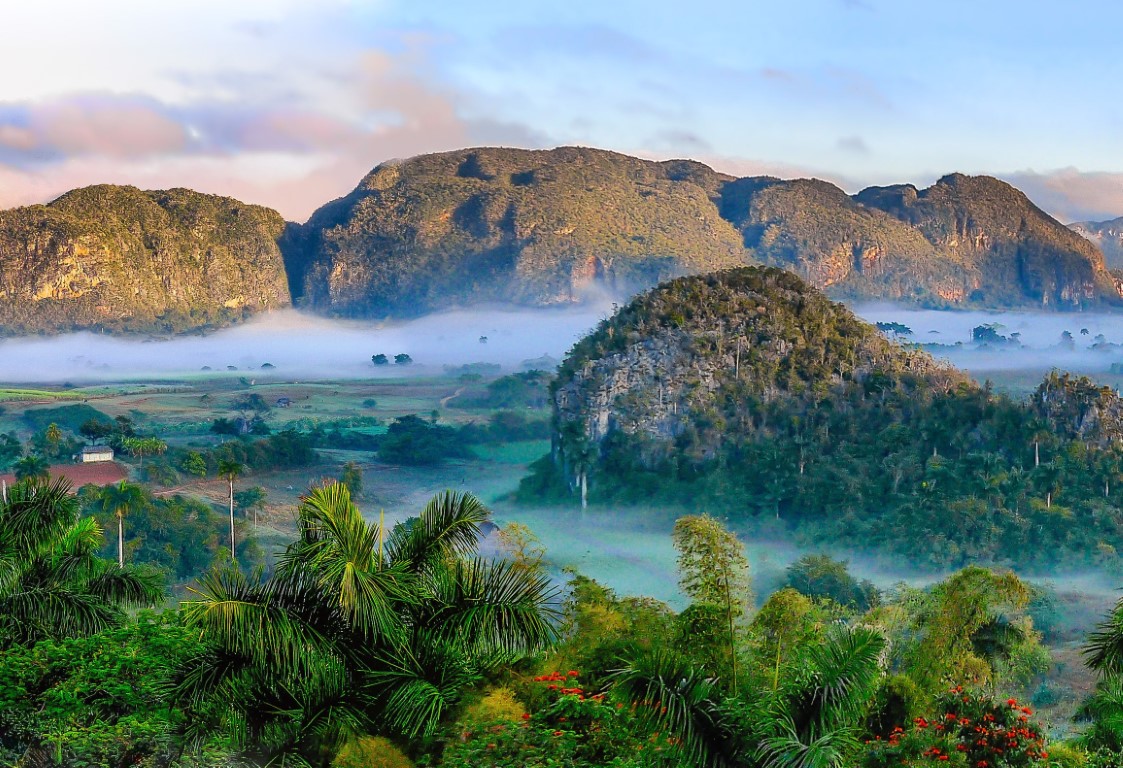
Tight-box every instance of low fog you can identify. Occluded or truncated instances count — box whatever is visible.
[854,304,1123,375]
[1,302,1121,384]
[0,305,613,383]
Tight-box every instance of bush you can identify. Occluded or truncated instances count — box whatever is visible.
[333,736,413,768]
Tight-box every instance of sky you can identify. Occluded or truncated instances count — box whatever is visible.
[1,0,1122,223]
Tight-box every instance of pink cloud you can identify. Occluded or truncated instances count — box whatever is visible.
[1001,168,1123,223]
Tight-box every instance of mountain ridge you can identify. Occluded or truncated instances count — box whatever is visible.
[1,146,1121,335]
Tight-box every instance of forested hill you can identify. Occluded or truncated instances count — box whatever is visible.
[286,146,1123,317]
[0,185,291,334]
[524,266,1123,570]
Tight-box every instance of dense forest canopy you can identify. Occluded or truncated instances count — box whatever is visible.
[528,266,1123,570]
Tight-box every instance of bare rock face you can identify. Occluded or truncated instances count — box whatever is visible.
[0,185,291,334]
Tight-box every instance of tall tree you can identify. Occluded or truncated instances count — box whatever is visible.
[217,458,243,562]
[176,485,558,766]
[673,514,751,693]
[97,481,146,568]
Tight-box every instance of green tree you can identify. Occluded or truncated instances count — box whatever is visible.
[175,486,558,766]
[0,476,162,649]
[339,460,363,497]
[181,450,208,478]
[217,458,243,563]
[371,354,389,365]
[13,454,49,481]
[673,514,751,693]
[43,423,62,458]
[785,554,879,611]
[0,611,232,767]
[234,486,267,529]
[97,480,147,569]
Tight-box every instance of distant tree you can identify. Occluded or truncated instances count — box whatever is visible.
[0,433,21,471]
[210,417,241,436]
[362,398,378,409]
[394,353,413,365]
[371,354,389,365]
[180,451,207,478]
[79,419,114,444]
[234,486,267,528]
[13,455,49,481]
[875,321,913,336]
[43,423,62,458]
[339,461,363,497]
[97,481,147,569]
[497,521,546,577]
[785,553,879,611]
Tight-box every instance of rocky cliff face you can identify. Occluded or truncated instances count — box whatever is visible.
[550,267,963,486]
[856,174,1118,309]
[1071,216,1123,269]
[290,148,1122,316]
[0,186,291,334]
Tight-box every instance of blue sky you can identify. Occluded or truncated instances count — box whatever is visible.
[1,0,1121,222]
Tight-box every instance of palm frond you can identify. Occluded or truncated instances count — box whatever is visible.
[181,566,342,678]
[424,558,560,659]
[796,625,885,730]
[385,490,488,571]
[1085,599,1123,675]
[282,484,415,641]
[610,648,735,768]
[754,717,859,768]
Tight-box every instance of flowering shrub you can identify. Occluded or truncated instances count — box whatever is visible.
[864,687,1048,768]
[436,671,678,768]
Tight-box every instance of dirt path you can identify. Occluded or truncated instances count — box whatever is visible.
[438,386,465,409]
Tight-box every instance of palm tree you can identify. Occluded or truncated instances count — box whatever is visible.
[0,476,162,649]
[13,454,50,481]
[98,480,146,568]
[176,485,558,766]
[217,459,243,562]
[612,625,886,768]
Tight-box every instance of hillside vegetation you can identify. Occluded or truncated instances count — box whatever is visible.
[289,147,1123,316]
[0,185,291,334]
[526,266,1123,569]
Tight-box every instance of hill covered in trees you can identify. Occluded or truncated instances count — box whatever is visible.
[286,146,1123,316]
[524,266,1123,569]
[0,185,291,334]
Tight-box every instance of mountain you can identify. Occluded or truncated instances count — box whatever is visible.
[1071,216,1123,269]
[284,147,747,316]
[523,266,1123,569]
[0,185,291,334]
[289,147,1123,316]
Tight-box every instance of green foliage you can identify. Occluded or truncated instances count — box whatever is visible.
[333,736,414,768]
[0,184,290,334]
[339,460,363,497]
[0,477,163,649]
[0,611,234,767]
[378,414,470,465]
[176,485,559,765]
[785,554,880,611]
[23,403,112,433]
[532,267,1123,570]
